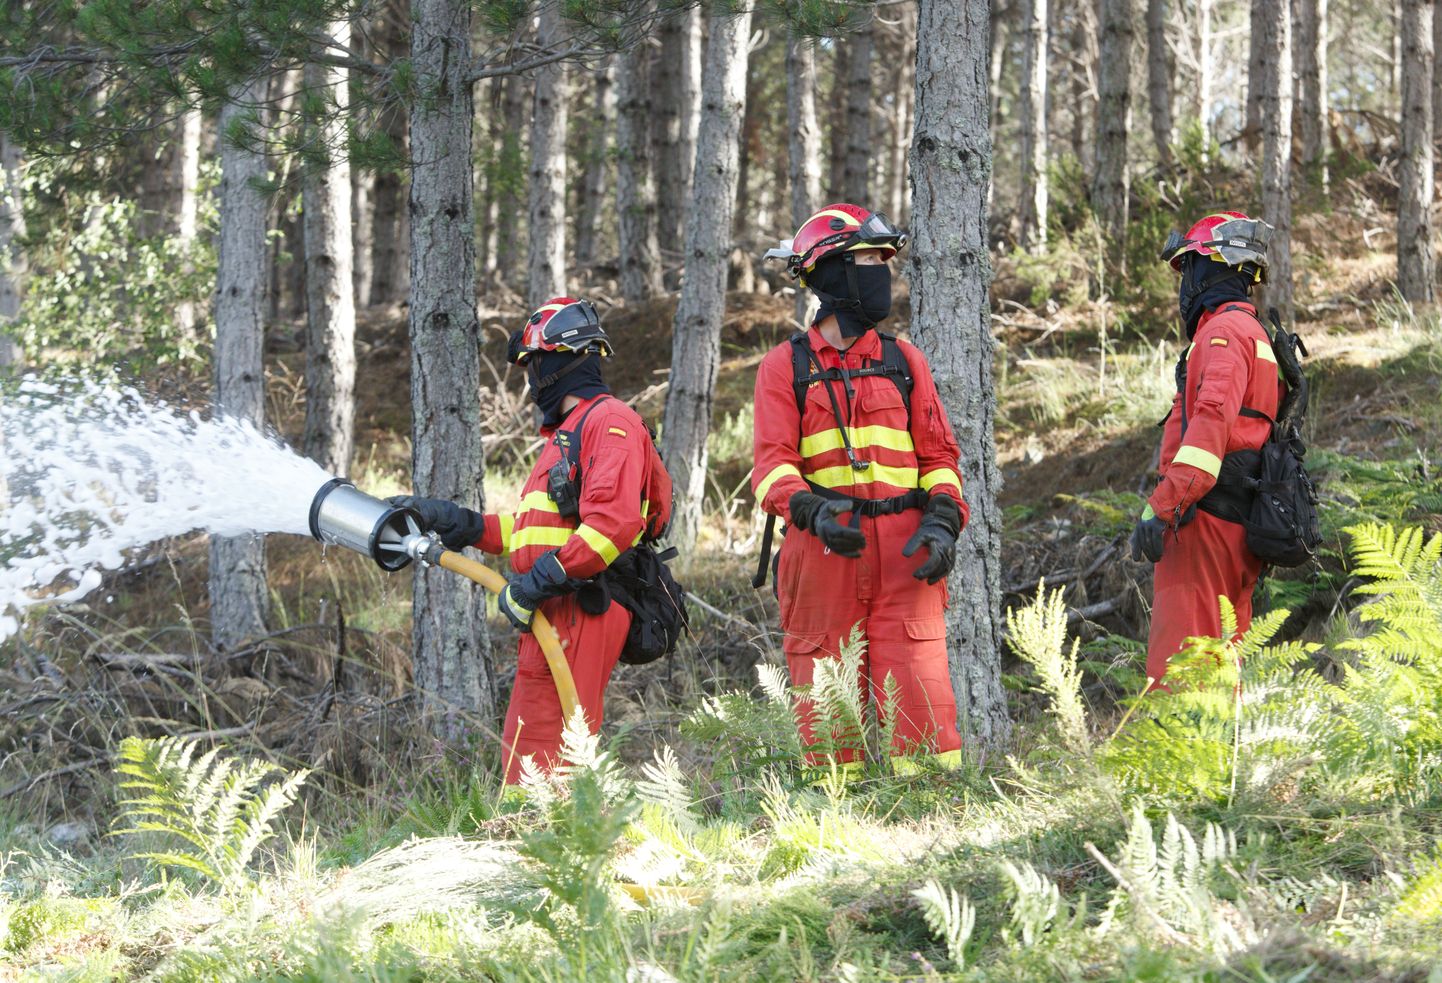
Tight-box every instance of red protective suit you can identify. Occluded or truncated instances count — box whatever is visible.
[472,394,671,783]
[1145,302,1283,684]
[752,327,970,766]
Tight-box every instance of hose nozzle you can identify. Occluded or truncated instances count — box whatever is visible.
[308,478,424,571]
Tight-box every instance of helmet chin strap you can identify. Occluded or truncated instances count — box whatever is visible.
[529,351,593,393]
[808,253,879,334]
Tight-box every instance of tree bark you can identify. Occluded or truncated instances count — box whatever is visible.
[1258,0,1295,321]
[886,7,917,224]
[1092,0,1134,246]
[302,21,358,478]
[1245,0,1266,155]
[1067,0,1100,170]
[654,7,703,262]
[0,132,24,368]
[211,80,272,652]
[494,74,529,292]
[661,2,753,549]
[1434,2,1442,141]
[1295,0,1328,185]
[574,60,615,268]
[369,0,410,307]
[841,17,875,202]
[616,38,664,302]
[1198,0,1212,152]
[1398,0,1435,304]
[828,41,847,198]
[910,0,1013,747]
[352,168,374,308]
[1018,0,1049,251]
[409,0,496,734]
[526,2,569,308]
[1145,0,1174,167]
[786,35,823,325]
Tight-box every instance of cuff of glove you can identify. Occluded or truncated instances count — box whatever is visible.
[924,493,963,537]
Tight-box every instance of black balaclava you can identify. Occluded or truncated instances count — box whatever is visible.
[1178,252,1254,337]
[527,350,610,427]
[808,253,892,338]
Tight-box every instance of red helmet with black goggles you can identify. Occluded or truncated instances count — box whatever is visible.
[507,298,613,366]
[763,204,908,284]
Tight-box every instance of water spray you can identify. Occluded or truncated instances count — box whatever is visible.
[305,479,579,720]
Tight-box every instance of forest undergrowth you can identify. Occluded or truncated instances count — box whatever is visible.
[4,175,1442,978]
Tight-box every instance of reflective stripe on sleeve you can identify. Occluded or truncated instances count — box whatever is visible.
[576,523,622,564]
[498,513,516,552]
[1255,339,1277,363]
[918,468,962,492]
[1173,445,1222,477]
[805,462,919,490]
[799,425,915,457]
[509,525,573,551]
[755,463,803,501]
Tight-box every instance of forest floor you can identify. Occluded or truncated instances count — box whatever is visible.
[3,204,1442,979]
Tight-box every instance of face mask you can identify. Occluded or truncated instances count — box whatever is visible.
[527,351,609,426]
[1178,254,1253,337]
[810,257,893,338]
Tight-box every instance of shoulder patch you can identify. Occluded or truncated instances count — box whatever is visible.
[608,426,628,438]
[1210,337,1229,347]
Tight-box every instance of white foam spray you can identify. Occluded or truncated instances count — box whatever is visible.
[0,377,334,638]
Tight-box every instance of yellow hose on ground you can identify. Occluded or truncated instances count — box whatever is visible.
[431,549,695,908]
[433,549,579,722]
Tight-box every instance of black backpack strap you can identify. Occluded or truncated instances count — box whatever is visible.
[553,395,612,480]
[875,333,914,425]
[789,333,811,419]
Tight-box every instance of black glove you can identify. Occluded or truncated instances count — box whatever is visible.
[1130,514,1168,564]
[902,494,963,584]
[497,550,573,631]
[387,495,486,552]
[788,491,867,558]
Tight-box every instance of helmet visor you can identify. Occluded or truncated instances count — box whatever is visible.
[1160,229,1189,264]
[1204,218,1272,268]
[856,211,907,251]
[540,300,601,346]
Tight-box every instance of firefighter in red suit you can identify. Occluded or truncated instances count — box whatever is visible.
[1132,212,1284,685]
[394,298,672,783]
[756,204,970,771]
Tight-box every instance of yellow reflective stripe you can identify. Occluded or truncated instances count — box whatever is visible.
[517,490,559,514]
[1173,445,1222,478]
[811,208,861,227]
[1255,339,1277,363]
[576,523,621,564]
[1141,504,1156,521]
[805,463,918,490]
[509,525,573,550]
[919,468,962,492]
[1184,342,1196,362]
[755,463,803,501]
[892,748,964,775]
[798,425,914,457]
[498,513,516,552]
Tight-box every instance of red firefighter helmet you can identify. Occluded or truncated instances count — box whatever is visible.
[763,203,907,284]
[1160,211,1273,282]
[507,297,613,365]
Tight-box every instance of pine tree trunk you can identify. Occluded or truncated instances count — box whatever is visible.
[1018,0,1049,251]
[841,18,874,202]
[302,22,358,478]
[1245,0,1266,155]
[886,8,917,224]
[1068,0,1099,170]
[654,7,703,262]
[0,131,25,368]
[574,60,615,268]
[408,0,496,734]
[1145,0,1174,167]
[1295,0,1328,185]
[526,3,568,308]
[211,82,272,653]
[1434,3,1442,140]
[369,0,410,307]
[1197,0,1212,153]
[910,0,1013,748]
[352,168,374,308]
[616,39,664,302]
[828,42,847,198]
[1258,0,1295,321]
[479,77,504,280]
[786,35,822,325]
[1398,0,1436,304]
[660,2,753,550]
[1092,0,1134,245]
[495,74,529,292]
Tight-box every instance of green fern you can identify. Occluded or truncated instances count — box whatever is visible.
[1395,849,1442,923]
[912,879,975,968]
[1007,581,1090,754]
[113,736,309,892]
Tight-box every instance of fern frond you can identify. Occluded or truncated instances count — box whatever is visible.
[913,879,975,967]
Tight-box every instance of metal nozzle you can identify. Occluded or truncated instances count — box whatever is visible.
[308,478,423,571]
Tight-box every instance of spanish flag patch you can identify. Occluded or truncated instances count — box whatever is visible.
[1210,338,1229,347]
[608,426,628,438]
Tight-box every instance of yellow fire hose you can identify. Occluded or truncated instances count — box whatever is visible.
[432,548,579,722]
[431,549,700,909]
